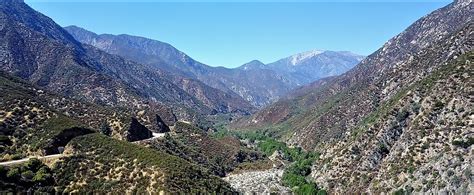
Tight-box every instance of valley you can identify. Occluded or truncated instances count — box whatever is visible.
[0,0,472,194]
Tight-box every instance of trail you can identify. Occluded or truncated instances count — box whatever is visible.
[0,154,63,166]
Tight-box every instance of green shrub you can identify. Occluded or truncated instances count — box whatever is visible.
[6,167,20,178]
[99,121,112,136]
[24,158,42,171]
[396,109,409,121]
[21,170,35,180]
[33,167,53,183]
[452,137,474,148]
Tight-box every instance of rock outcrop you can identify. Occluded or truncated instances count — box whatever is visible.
[125,118,152,142]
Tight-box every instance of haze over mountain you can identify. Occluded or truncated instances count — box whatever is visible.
[65,25,364,107]
[232,0,472,192]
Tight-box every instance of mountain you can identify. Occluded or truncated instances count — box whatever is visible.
[231,0,473,193]
[265,50,364,84]
[238,60,266,71]
[0,0,254,127]
[236,50,364,87]
[65,26,363,107]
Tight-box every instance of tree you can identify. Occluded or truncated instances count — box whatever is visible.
[99,121,112,136]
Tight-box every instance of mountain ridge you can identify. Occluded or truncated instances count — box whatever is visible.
[65,25,364,107]
[0,0,255,130]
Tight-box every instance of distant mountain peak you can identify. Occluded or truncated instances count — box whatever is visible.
[238,60,266,70]
[289,49,326,65]
[248,59,264,64]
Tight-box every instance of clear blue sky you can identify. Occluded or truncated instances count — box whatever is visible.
[26,0,450,68]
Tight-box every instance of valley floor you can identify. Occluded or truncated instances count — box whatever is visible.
[224,168,291,194]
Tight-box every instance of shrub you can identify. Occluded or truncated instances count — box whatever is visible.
[452,137,474,148]
[33,167,53,183]
[24,158,42,172]
[99,121,112,136]
[21,170,35,180]
[396,109,409,122]
[6,167,20,179]
[433,101,444,110]
[0,135,11,146]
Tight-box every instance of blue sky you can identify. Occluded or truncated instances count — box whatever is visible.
[26,0,450,68]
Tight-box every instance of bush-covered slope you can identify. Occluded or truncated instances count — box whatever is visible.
[140,122,263,176]
[53,133,234,193]
[0,71,164,160]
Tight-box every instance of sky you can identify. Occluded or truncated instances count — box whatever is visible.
[25,0,451,68]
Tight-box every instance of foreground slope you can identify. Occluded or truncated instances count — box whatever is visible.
[53,133,234,193]
[65,26,363,107]
[0,134,234,193]
[0,73,236,193]
[232,0,472,193]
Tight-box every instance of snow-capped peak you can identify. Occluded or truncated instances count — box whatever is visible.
[289,49,326,65]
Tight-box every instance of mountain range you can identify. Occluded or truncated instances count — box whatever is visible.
[65,26,364,107]
[0,0,472,194]
[0,0,261,129]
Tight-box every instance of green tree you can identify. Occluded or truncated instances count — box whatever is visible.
[100,121,112,136]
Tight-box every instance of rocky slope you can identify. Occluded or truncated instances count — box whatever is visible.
[65,26,363,107]
[0,0,253,126]
[224,168,291,194]
[231,0,473,193]
[0,71,161,160]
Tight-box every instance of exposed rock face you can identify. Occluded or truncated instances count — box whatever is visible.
[223,168,291,194]
[65,26,363,107]
[44,127,94,155]
[232,0,473,193]
[125,118,152,142]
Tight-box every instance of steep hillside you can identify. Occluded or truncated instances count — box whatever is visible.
[312,50,473,193]
[139,122,263,177]
[0,134,235,193]
[52,133,234,193]
[231,0,472,193]
[233,0,472,146]
[65,26,362,107]
[0,71,162,160]
[0,0,253,125]
[0,72,241,193]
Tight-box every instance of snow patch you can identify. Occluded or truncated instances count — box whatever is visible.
[290,49,325,65]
